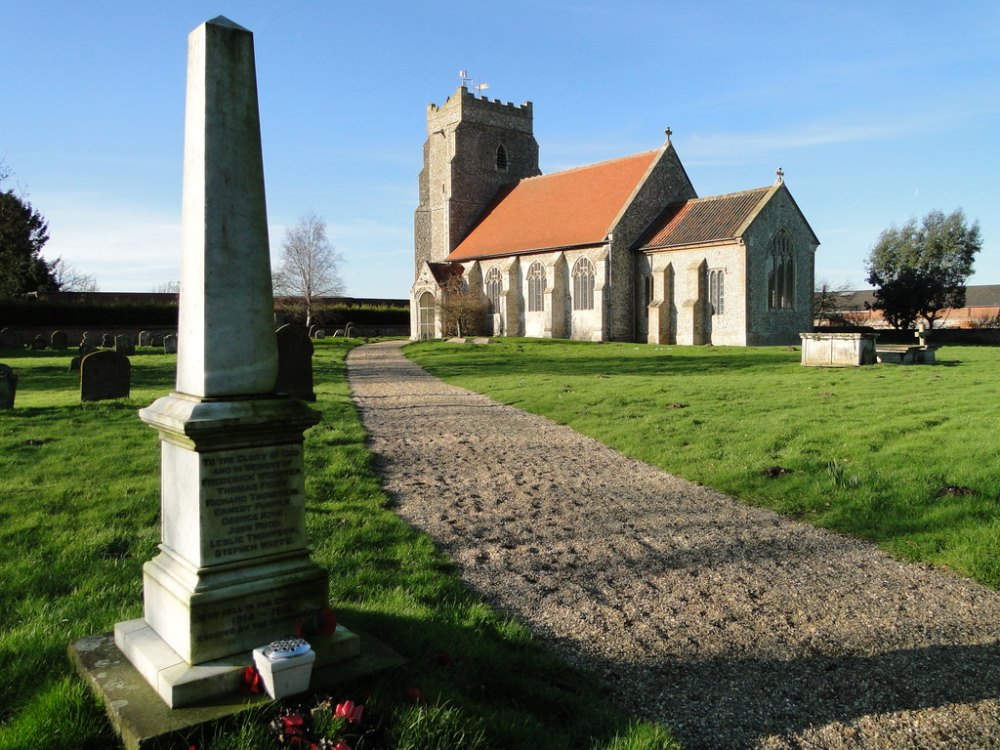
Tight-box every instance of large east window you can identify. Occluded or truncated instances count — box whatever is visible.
[767,232,795,310]
[527,262,545,312]
[572,258,595,311]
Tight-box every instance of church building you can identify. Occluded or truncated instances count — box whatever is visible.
[410,86,819,345]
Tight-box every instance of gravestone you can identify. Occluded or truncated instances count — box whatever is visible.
[80,350,131,401]
[69,356,82,373]
[138,330,153,347]
[275,324,316,401]
[115,334,136,355]
[30,335,47,350]
[108,17,357,710]
[50,330,69,350]
[314,329,327,339]
[0,328,19,350]
[308,324,320,338]
[162,333,178,353]
[101,333,114,348]
[0,364,16,409]
[79,332,98,355]
[150,333,165,347]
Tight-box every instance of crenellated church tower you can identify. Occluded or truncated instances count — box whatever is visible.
[414,86,540,274]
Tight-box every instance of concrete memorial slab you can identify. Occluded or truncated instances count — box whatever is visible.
[0,328,19,350]
[80,350,131,401]
[0,364,17,409]
[67,17,371,717]
[50,330,68,350]
[275,324,316,401]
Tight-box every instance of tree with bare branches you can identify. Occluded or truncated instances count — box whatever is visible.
[438,274,487,338]
[273,213,345,328]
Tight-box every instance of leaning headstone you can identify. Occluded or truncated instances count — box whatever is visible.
[162,333,178,353]
[101,332,114,348]
[275,323,316,401]
[0,328,19,350]
[114,334,136,355]
[138,330,153,347]
[0,364,16,409]
[80,350,130,401]
[79,332,98,355]
[30,335,47,350]
[108,17,356,710]
[50,330,69,350]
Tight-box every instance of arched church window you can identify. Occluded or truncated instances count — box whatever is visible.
[767,232,795,310]
[572,258,595,311]
[709,269,725,315]
[527,262,545,312]
[485,267,503,313]
[495,144,509,172]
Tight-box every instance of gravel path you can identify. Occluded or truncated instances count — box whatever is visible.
[347,340,1000,749]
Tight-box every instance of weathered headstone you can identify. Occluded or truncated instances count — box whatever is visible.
[110,17,356,709]
[69,356,82,373]
[114,334,136,355]
[162,333,178,353]
[150,333,165,347]
[101,333,114,348]
[30,335,47,350]
[308,324,320,338]
[138,330,153,347]
[80,350,131,401]
[79,332,98,355]
[50,330,69,350]
[0,328,19,350]
[314,329,327,339]
[0,364,16,409]
[275,324,316,401]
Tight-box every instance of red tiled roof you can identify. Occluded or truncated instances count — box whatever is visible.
[639,187,772,250]
[448,150,660,261]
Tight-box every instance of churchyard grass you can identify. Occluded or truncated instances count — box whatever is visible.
[406,339,1000,591]
[0,342,677,750]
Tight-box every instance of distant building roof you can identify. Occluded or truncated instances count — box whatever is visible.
[637,187,772,250]
[834,284,1000,311]
[448,150,660,261]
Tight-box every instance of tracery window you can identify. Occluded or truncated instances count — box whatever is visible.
[709,269,725,316]
[767,232,795,310]
[527,262,545,312]
[572,257,595,311]
[485,267,503,313]
[495,144,509,172]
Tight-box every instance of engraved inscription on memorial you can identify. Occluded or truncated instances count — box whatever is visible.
[200,591,304,644]
[202,446,305,560]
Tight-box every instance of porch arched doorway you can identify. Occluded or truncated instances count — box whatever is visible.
[418,291,436,340]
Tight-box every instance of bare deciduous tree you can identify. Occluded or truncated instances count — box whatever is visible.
[438,274,487,338]
[51,258,99,292]
[273,213,345,327]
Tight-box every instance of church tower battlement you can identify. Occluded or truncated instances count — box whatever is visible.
[414,86,540,274]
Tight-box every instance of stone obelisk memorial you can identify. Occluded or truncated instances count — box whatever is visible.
[113,16,357,708]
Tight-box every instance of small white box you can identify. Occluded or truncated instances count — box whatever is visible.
[252,640,316,699]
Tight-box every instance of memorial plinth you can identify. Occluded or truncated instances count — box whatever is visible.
[92,16,359,709]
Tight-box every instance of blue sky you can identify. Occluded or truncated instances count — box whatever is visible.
[3,0,998,297]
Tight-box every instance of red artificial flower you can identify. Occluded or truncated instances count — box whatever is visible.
[281,713,306,736]
[334,699,364,724]
[331,741,352,750]
[242,665,261,694]
[405,687,426,704]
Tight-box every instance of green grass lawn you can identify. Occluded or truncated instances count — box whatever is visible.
[405,338,1000,591]
[0,341,677,750]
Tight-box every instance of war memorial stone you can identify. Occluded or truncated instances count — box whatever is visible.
[275,324,316,401]
[65,18,364,714]
[0,364,17,409]
[80,350,131,401]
